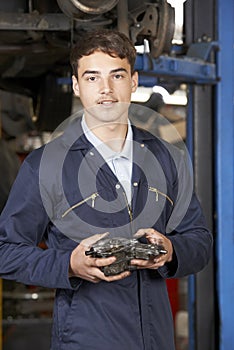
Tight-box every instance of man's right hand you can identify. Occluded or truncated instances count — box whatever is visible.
[69,232,131,283]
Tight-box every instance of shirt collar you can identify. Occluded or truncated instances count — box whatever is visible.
[81,116,132,162]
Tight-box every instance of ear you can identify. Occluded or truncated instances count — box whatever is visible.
[131,71,138,93]
[72,75,80,97]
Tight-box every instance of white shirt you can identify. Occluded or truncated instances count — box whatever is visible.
[81,117,133,204]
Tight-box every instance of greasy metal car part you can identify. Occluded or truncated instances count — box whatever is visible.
[57,0,119,20]
[130,1,175,58]
[85,237,167,276]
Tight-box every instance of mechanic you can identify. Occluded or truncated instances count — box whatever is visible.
[0,29,213,350]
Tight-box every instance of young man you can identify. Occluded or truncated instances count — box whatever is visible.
[0,30,212,350]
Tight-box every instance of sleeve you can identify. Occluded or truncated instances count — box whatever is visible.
[156,142,213,279]
[158,192,213,279]
[0,155,80,290]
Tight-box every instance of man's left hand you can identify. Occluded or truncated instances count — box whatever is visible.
[130,228,173,269]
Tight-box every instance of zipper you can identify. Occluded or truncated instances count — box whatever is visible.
[62,192,99,218]
[122,191,133,221]
[148,186,174,206]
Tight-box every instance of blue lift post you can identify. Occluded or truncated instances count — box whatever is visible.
[215,0,234,349]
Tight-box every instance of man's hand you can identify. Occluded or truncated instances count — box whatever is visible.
[69,232,131,283]
[130,228,173,269]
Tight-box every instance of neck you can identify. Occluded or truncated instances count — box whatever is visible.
[84,115,128,152]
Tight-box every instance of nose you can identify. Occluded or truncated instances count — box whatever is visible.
[100,77,113,94]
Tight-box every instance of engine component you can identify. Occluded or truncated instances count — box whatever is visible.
[57,0,119,21]
[85,237,167,276]
[130,0,175,58]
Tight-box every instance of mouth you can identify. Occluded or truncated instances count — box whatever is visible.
[97,99,118,106]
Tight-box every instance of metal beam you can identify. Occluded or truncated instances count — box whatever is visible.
[183,1,217,349]
[192,84,215,350]
[135,47,218,86]
[0,12,71,31]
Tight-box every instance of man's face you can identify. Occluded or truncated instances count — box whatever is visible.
[72,50,138,127]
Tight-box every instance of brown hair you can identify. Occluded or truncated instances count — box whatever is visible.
[70,29,137,79]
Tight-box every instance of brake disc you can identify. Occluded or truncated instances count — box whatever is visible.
[57,0,119,20]
[130,0,175,58]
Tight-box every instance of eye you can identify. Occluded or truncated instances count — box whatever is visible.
[113,73,124,80]
[86,75,98,82]
[87,76,97,81]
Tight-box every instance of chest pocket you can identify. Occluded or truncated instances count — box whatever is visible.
[131,182,174,233]
[148,186,174,206]
[55,183,131,239]
[61,192,99,218]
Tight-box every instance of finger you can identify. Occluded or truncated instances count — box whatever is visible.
[146,232,164,245]
[131,261,155,270]
[130,258,151,267]
[103,270,131,282]
[87,275,101,284]
[89,266,131,282]
[95,256,116,267]
[131,257,164,268]
[153,256,163,263]
[132,259,163,270]
[134,228,155,238]
[134,229,146,238]
[81,232,110,247]
[145,229,162,239]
